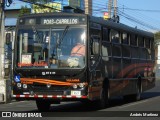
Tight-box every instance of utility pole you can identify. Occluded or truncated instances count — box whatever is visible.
[113,0,119,23]
[84,0,92,15]
[0,0,12,103]
[113,0,117,18]
[0,0,6,103]
[108,0,113,19]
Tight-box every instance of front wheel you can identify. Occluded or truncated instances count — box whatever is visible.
[96,86,109,109]
[36,99,51,112]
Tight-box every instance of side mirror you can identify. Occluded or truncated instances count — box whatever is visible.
[92,41,99,55]
[6,33,11,45]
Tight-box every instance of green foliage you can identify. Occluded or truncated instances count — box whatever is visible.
[29,0,49,4]
[155,31,160,40]
[19,5,31,16]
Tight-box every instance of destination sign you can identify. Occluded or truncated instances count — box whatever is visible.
[42,18,79,25]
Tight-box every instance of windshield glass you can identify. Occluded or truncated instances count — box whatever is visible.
[16,26,86,69]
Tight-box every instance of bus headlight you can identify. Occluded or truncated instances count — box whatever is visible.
[17,83,22,88]
[73,84,78,89]
[47,84,51,88]
[23,84,27,89]
[79,83,85,88]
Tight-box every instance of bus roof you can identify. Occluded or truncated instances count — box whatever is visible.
[18,12,154,38]
[89,15,154,38]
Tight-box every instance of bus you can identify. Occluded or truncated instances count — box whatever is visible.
[11,12,155,111]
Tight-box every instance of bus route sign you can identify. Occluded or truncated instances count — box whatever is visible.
[41,18,79,25]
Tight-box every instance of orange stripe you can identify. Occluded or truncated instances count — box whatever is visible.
[21,78,72,86]
[117,63,154,78]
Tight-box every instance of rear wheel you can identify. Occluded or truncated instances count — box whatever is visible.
[132,80,141,101]
[36,99,51,112]
[123,79,141,102]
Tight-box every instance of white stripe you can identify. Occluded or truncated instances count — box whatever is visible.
[38,95,43,98]
[66,95,72,98]
[12,95,16,97]
[12,95,86,98]
[76,96,82,98]
[57,95,62,98]
[47,95,53,98]
[29,95,34,98]
[20,95,25,97]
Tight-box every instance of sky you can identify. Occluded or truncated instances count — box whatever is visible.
[93,0,160,32]
[5,0,160,32]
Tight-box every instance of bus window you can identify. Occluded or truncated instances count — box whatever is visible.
[110,29,120,43]
[102,42,111,61]
[130,34,137,46]
[103,28,109,41]
[131,46,139,58]
[146,49,151,60]
[122,45,130,58]
[122,32,129,44]
[112,45,121,57]
[139,48,146,59]
[138,36,144,47]
[145,38,150,48]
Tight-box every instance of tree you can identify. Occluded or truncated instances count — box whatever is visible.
[155,31,160,40]
[19,5,31,16]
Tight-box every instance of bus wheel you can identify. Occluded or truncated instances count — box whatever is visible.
[97,86,109,109]
[36,99,51,112]
[132,80,141,101]
[123,80,141,102]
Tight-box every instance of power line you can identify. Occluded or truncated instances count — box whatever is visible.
[118,10,160,31]
[117,1,160,32]
[118,7,160,13]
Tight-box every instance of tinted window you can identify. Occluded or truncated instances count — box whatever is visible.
[103,28,109,41]
[112,45,121,57]
[138,36,144,47]
[130,35,137,46]
[122,32,129,44]
[110,29,120,43]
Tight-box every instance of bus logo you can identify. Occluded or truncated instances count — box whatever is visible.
[42,72,56,75]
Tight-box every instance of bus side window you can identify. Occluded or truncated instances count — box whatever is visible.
[103,27,109,41]
[138,36,144,47]
[145,38,150,48]
[102,42,110,61]
[122,32,129,44]
[110,29,120,43]
[130,34,138,46]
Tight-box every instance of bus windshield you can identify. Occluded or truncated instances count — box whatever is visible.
[16,26,86,69]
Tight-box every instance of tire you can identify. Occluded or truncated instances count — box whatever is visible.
[132,80,141,101]
[123,80,141,102]
[96,85,109,109]
[36,99,51,112]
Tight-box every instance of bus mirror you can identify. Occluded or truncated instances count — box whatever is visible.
[6,33,11,45]
[92,41,99,55]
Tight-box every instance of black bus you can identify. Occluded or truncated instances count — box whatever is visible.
[11,12,155,111]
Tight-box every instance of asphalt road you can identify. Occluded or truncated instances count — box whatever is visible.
[0,80,160,119]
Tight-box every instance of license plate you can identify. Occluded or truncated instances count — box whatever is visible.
[71,91,81,96]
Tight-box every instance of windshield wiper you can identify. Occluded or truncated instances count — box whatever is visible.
[32,26,41,43]
[58,26,69,48]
